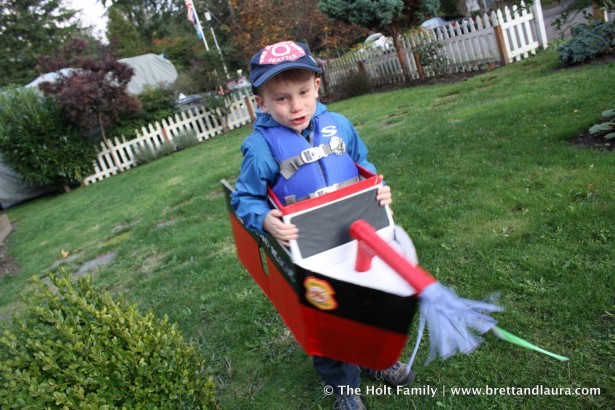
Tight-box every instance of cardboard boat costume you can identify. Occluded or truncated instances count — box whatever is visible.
[224,109,426,369]
[223,167,419,370]
[223,173,570,368]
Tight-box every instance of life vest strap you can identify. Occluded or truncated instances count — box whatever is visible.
[279,136,347,180]
[285,176,360,204]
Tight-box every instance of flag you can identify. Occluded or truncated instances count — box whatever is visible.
[184,0,203,40]
[185,0,195,24]
[194,23,203,40]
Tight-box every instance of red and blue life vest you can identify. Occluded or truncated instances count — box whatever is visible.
[258,112,359,205]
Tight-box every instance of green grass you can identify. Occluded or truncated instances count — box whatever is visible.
[2,49,614,409]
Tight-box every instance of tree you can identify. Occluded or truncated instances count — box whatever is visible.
[0,0,82,86]
[101,0,186,45]
[102,0,234,86]
[318,0,427,83]
[37,39,141,171]
[228,0,366,66]
[107,6,145,58]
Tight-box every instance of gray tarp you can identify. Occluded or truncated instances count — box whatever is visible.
[119,54,178,95]
[25,68,78,91]
[0,153,54,209]
[26,54,178,96]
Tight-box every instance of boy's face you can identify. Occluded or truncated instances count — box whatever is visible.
[255,72,321,133]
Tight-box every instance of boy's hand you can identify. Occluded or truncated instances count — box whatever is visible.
[263,209,299,247]
[376,181,392,207]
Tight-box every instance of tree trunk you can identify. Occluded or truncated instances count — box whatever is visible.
[226,0,238,26]
[392,29,412,84]
[98,112,124,173]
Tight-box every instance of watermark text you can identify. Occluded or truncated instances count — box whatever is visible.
[327,384,601,397]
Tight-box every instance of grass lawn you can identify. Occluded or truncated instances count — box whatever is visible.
[1,48,614,409]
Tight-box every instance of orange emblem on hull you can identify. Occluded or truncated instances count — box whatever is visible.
[304,276,338,310]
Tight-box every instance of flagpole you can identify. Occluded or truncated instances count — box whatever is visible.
[185,0,209,51]
[193,6,210,52]
[205,11,229,78]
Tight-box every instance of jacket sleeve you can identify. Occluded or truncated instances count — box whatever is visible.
[230,133,279,235]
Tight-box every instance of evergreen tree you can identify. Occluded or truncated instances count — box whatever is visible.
[107,6,144,58]
[100,0,183,45]
[0,0,81,86]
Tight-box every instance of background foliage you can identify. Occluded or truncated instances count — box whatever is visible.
[2,0,613,90]
[228,0,367,62]
[318,0,431,83]
[0,86,95,188]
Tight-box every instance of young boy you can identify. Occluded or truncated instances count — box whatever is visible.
[231,40,414,410]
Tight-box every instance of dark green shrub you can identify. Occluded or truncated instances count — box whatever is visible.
[0,272,218,409]
[0,86,96,187]
[138,87,177,121]
[558,21,615,65]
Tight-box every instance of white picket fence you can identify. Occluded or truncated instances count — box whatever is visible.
[83,89,256,185]
[323,0,548,89]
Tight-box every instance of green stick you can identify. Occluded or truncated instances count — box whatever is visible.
[492,326,569,361]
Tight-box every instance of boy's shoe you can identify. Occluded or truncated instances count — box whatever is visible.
[362,361,416,386]
[333,394,366,410]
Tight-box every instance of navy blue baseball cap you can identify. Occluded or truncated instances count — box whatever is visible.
[249,41,322,90]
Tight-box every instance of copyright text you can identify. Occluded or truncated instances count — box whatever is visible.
[328,384,601,397]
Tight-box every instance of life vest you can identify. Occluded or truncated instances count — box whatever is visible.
[259,112,359,205]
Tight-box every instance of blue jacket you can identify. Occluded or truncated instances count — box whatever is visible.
[231,102,377,235]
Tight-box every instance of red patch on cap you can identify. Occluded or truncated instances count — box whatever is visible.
[259,41,306,65]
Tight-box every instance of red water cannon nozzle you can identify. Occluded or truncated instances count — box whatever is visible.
[350,220,436,294]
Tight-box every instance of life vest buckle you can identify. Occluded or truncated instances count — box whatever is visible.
[300,146,326,164]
